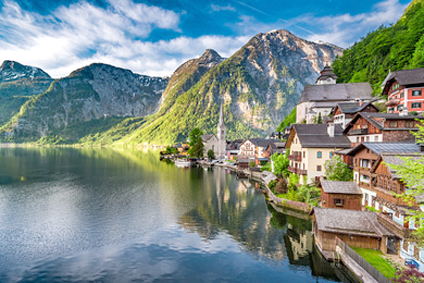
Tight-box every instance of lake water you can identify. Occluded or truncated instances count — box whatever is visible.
[0,148,356,282]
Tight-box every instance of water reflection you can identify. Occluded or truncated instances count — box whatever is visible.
[0,148,352,282]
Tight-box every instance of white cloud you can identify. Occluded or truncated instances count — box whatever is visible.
[211,4,236,12]
[300,0,409,47]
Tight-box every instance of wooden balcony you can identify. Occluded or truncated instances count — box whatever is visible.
[288,166,307,175]
[288,154,302,162]
[350,128,368,135]
[373,186,416,207]
[385,99,400,107]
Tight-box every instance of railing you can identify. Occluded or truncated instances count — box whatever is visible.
[336,237,392,283]
[385,99,400,107]
[377,213,410,239]
[287,166,307,175]
[350,128,368,135]
[288,154,302,162]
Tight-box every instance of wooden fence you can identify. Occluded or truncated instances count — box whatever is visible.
[336,237,392,283]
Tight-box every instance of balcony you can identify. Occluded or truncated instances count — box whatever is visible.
[288,154,302,162]
[350,128,368,135]
[288,166,307,175]
[385,99,400,107]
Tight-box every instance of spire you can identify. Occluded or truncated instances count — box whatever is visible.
[219,103,225,126]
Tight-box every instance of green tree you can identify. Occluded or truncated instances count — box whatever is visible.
[207,149,215,159]
[324,156,353,181]
[271,151,290,177]
[189,128,203,146]
[388,123,424,247]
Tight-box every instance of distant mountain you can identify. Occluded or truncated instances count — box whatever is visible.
[0,61,53,126]
[333,0,424,93]
[109,30,342,145]
[0,63,168,143]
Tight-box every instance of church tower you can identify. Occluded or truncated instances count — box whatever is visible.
[316,65,338,85]
[217,103,226,159]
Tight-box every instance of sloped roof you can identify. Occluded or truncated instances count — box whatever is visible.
[316,65,338,83]
[292,124,351,148]
[372,152,424,179]
[347,142,420,156]
[334,101,378,114]
[344,112,424,133]
[321,180,362,195]
[246,138,277,148]
[201,134,217,142]
[298,82,373,104]
[382,68,424,87]
[313,207,392,237]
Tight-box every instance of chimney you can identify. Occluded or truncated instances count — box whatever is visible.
[327,123,335,137]
[400,106,409,116]
[359,100,364,106]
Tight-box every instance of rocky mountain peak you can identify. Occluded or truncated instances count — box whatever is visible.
[0,60,51,83]
[198,49,224,65]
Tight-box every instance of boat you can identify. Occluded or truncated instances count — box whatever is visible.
[174,159,194,168]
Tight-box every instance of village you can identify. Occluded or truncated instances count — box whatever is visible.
[162,65,424,282]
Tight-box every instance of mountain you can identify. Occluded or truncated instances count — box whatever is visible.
[108,30,342,145]
[0,63,168,143]
[332,0,424,93]
[0,61,53,126]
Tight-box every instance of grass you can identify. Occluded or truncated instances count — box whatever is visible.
[351,247,397,279]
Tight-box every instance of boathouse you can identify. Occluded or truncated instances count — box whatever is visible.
[312,207,393,259]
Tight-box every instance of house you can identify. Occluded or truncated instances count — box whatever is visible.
[269,132,283,139]
[312,207,393,259]
[346,142,420,207]
[238,138,277,165]
[296,66,373,124]
[285,123,351,184]
[370,152,424,271]
[382,68,424,114]
[175,143,190,155]
[331,101,379,129]
[319,180,362,210]
[343,112,424,147]
[264,141,286,157]
[226,139,243,159]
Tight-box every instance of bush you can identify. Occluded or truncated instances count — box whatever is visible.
[249,161,256,168]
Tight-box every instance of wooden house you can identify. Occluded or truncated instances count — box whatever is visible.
[312,207,393,259]
[343,112,424,147]
[320,180,362,210]
[331,101,379,128]
[382,68,424,114]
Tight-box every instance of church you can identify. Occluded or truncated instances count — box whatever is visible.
[202,104,226,159]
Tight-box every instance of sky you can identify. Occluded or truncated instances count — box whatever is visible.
[0,0,412,78]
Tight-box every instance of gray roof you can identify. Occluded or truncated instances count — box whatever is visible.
[292,124,351,148]
[376,152,424,179]
[344,112,424,133]
[313,207,393,237]
[382,68,424,87]
[201,134,217,142]
[321,180,362,195]
[347,142,420,156]
[335,101,378,114]
[246,138,278,148]
[298,82,373,104]
[316,65,338,83]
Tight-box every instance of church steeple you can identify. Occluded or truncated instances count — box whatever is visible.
[217,103,226,159]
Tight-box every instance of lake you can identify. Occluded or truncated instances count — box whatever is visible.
[0,148,356,282]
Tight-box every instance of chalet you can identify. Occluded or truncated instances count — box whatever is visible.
[370,152,424,271]
[320,180,362,210]
[343,112,424,147]
[296,66,373,124]
[226,139,243,159]
[238,138,276,165]
[285,124,351,184]
[382,68,424,114]
[346,142,420,207]
[312,207,393,259]
[331,101,379,129]
[264,141,286,157]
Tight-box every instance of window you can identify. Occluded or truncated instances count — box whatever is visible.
[374,136,379,142]
[356,137,360,143]
[397,104,403,110]
[401,92,404,98]
[329,152,334,158]
[371,196,376,207]
[317,165,322,171]
[322,196,326,204]
[303,151,305,158]
[412,90,422,97]
[334,198,345,207]
[395,211,400,218]
[355,158,358,166]
[366,136,370,142]
[317,151,322,158]
[412,102,422,109]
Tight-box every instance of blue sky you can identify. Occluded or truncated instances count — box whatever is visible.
[0,0,412,78]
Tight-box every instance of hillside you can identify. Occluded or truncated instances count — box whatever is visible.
[105,30,342,145]
[332,0,424,93]
[0,63,168,143]
[0,61,53,126]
